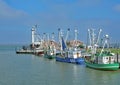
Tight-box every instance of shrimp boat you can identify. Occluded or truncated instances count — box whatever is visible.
[85,52,119,71]
[16,25,44,55]
[56,29,84,64]
[56,47,84,64]
[85,29,119,71]
[31,26,44,56]
[44,33,56,59]
[44,48,56,59]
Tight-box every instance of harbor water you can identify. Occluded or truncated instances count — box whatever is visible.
[0,45,120,85]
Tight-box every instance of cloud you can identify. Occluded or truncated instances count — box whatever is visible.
[0,0,102,26]
[113,4,120,12]
[0,0,119,44]
[0,0,27,19]
[0,0,32,29]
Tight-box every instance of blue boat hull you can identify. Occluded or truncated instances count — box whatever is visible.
[56,56,84,64]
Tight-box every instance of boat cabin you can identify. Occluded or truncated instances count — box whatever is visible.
[46,47,56,56]
[66,48,82,59]
[96,52,115,64]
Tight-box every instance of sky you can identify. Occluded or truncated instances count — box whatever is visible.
[0,0,120,44]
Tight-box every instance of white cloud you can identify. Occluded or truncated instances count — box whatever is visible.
[0,0,31,27]
[0,0,27,19]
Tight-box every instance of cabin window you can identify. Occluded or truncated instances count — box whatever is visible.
[106,57,108,60]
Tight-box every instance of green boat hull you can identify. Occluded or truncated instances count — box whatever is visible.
[85,60,119,71]
[44,54,55,59]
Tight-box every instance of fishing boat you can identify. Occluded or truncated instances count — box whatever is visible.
[16,45,35,54]
[44,33,56,59]
[44,41,56,59]
[85,29,119,71]
[16,25,44,55]
[35,49,44,56]
[31,25,44,56]
[56,47,84,64]
[44,47,56,59]
[85,52,119,71]
[56,29,84,64]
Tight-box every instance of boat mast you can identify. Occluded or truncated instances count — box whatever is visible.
[88,29,92,49]
[31,26,35,47]
[60,29,64,51]
[43,33,46,49]
[58,28,61,44]
[89,28,102,54]
[59,29,63,54]
[52,32,55,42]
[91,29,96,54]
[51,32,56,51]
[96,29,102,46]
[74,29,78,47]
[65,28,70,43]
[100,34,110,54]
[47,33,50,49]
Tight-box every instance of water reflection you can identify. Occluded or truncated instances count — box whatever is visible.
[1,45,120,85]
[84,67,120,85]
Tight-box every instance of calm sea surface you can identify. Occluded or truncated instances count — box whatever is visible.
[0,45,120,85]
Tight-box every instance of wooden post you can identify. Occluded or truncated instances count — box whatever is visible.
[117,52,119,63]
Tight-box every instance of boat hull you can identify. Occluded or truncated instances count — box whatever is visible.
[85,60,119,71]
[35,51,44,56]
[56,56,84,64]
[44,54,55,59]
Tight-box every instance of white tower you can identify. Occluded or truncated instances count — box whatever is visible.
[31,27,35,47]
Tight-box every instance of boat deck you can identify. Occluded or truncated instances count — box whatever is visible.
[16,49,35,54]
